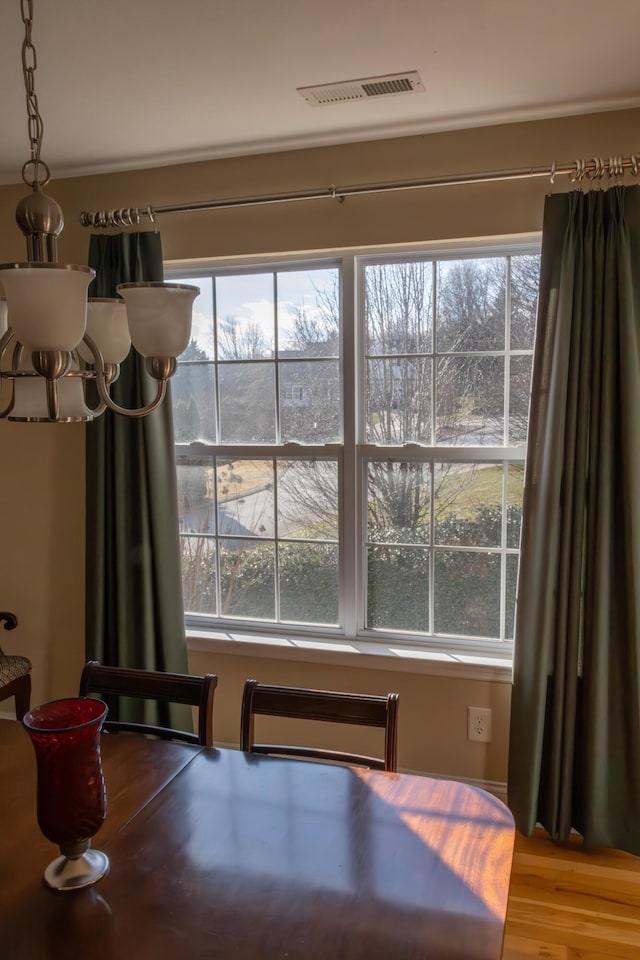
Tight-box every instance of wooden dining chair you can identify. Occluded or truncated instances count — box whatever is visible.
[0,611,31,721]
[240,680,399,771]
[79,661,217,746]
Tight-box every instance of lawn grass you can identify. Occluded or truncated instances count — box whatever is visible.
[435,463,524,520]
[218,459,526,523]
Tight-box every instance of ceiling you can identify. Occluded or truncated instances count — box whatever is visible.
[0,0,638,186]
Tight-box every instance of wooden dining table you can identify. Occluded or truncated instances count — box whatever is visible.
[0,718,515,959]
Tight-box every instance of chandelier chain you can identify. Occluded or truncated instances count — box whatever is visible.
[20,0,45,185]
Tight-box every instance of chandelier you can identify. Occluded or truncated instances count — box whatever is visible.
[0,0,198,423]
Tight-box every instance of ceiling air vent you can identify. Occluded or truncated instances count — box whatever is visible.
[298,71,424,107]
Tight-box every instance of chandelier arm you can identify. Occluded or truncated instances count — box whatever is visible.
[12,342,26,371]
[96,370,167,419]
[84,395,108,418]
[0,332,17,418]
[81,334,168,419]
[0,328,16,362]
[45,377,60,421]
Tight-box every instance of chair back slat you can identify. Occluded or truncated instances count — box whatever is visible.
[79,661,217,746]
[241,680,399,771]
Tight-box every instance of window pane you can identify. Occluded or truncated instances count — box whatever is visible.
[181,535,217,616]
[507,464,525,548]
[277,268,339,359]
[172,247,539,649]
[279,542,339,625]
[434,463,503,547]
[367,545,429,631]
[219,540,275,619]
[216,273,274,360]
[177,463,216,534]
[280,360,340,443]
[509,354,532,445]
[277,460,339,540]
[434,551,500,638]
[506,553,519,640]
[364,262,432,355]
[183,276,215,360]
[435,356,504,444]
[219,362,276,442]
[366,357,432,444]
[510,255,540,350]
[436,258,506,351]
[217,459,274,537]
[367,461,430,544]
[173,362,216,443]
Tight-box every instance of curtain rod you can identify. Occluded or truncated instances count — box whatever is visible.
[79,153,639,230]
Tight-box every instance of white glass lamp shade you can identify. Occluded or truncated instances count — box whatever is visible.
[0,263,94,351]
[116,282,198,358]
[8,352,92,422]
[78,299,132,365]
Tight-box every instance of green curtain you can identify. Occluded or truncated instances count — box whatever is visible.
[85,232,189,730]
[508,186,640,855]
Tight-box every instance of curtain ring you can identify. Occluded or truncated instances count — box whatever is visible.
[549,161,557,185]
[631,155,639,177]
[610,156,624,180]
[571,159,586,182]
[584,158,601,181]
[328,184,345,204]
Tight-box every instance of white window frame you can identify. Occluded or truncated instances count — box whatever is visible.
[167,234,541,668]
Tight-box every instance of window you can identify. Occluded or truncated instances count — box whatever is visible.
[169,242,539,656]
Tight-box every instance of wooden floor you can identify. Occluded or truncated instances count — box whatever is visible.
[503,830,640,959]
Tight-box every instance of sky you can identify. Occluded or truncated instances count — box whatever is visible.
[177,267,338,359]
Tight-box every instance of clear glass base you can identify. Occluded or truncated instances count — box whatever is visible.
[44,848,110,891]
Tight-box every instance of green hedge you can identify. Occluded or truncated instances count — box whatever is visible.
[182,506,522,639]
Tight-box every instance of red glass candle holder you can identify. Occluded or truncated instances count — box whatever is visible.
[23,697,109,891]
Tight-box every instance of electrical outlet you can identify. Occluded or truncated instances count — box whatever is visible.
[467,706,492,743]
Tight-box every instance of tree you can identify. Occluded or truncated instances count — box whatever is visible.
[508,254,539,442]
[173,338,214,443]
[174,395,201,442]
[279,299,340,443]
[364,259,502,531]
[289,296,339,357]
[217,316,270,361]
[278,259,494,536]
[365,261,432,448]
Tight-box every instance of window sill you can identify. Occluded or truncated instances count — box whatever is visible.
[185,629,513,683]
